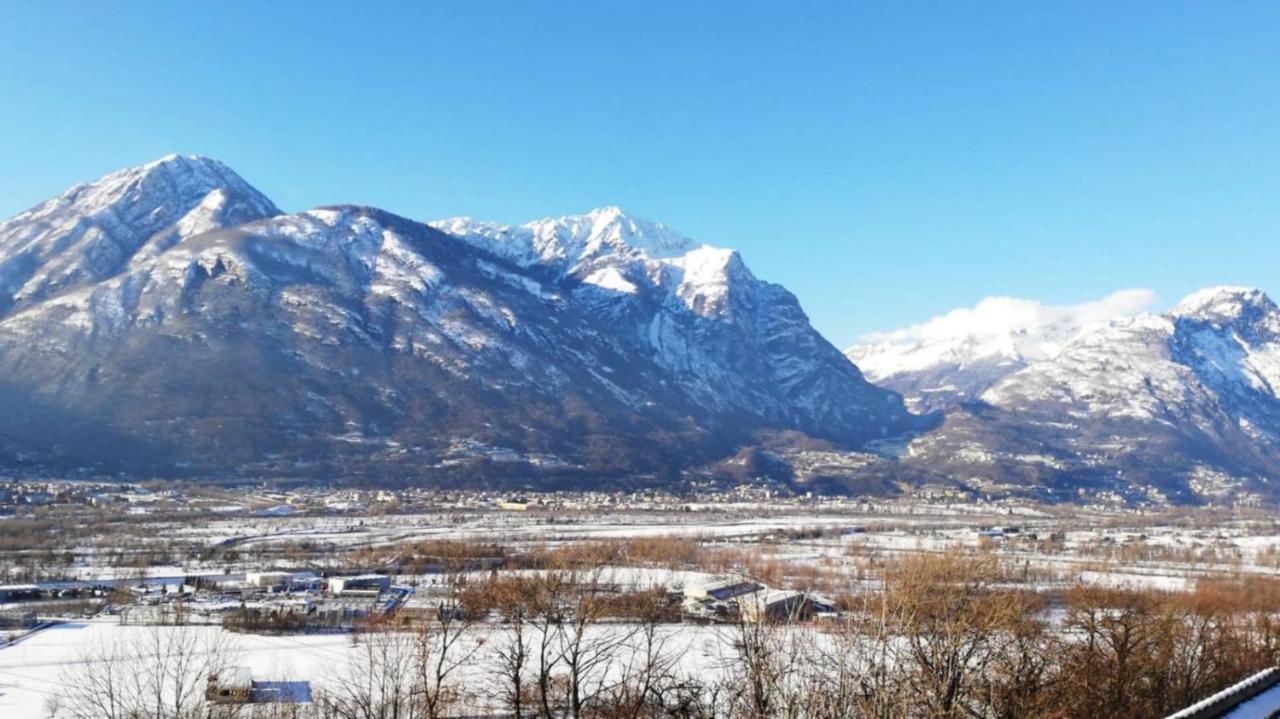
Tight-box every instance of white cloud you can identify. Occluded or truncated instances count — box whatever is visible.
[863,288,1158,345]
[848,289,1159,377]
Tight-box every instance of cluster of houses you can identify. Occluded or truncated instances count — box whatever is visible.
[0,570,407,635]
[0,476,1070,530]
[0,476,1032,520]
[0,480,180,512]
[5,565,848,632]
[124,571,406,631]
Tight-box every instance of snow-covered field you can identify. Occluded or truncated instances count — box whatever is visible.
[0,620,350,715]
[0,617,733,717]
[5,501,1280,717]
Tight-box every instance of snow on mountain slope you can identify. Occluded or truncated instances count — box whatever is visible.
[979,313,1194,419]
[431,206,697,271]
[433,208,739,317]
[846,289,1158,410]
[984,287,1280,417]
[0,154,280,316]
[436,207,923,438]
[1172,285,1279,329]
[0,157,924,483]
[904,286,1280,504]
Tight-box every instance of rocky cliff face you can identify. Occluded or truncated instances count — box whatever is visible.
[437,210,918,445]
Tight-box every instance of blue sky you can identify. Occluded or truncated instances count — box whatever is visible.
[1,2,1277,347]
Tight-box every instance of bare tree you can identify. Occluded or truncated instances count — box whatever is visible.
[977,592,1061,719]
[718,596,813,719]
[319,570,481,719]
[886,551,1019,719]
[48,624,239,719]
[319,629,420,719]
[409,572,483,718]
[1058,586,1161,719]
[817,589,906,719]
[529,571,570,719]
[557,567,637,718]
[488,576,536,718]
[597,585,682,718]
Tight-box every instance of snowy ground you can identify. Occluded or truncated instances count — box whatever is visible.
[5,501,1280,717]
[0,617,733,717]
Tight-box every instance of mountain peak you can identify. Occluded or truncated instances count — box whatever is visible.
[13,154,278,224]
[0,161,920,481]
[433,206,699,270]
[0,155,280,314]
[1171,286,1276,324]
[529,206,698,263]
[143,152,221,170]
[585,204,626,219]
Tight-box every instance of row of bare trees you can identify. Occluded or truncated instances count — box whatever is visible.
[49,551,1280,719]
[707,553,1280,719]
[319,567,689,719]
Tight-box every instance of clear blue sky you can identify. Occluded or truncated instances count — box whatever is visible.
[1,2,1277,347]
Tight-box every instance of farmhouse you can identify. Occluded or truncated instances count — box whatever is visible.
[245,571,293,589]
[206,667,254,704]
[207,667,312,709]
[738,589,838,623]
[395,595,469,623]
[328,574,391,595]
[684,577,762,602]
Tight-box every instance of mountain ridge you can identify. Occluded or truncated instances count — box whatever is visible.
[889,286,1280,504]
[0,156,923,487]
[0,154,280,318]
[6,155,1275,505]
[845,289,1158,411]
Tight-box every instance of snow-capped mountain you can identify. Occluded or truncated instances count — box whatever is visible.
[435,209,912,431]
[431,206,698,271]
[902,286,1280,503]
[845,290,1158,411]
[0,154,280,317]
[0,156,922,484]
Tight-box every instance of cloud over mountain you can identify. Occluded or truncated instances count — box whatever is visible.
[847,289,1159,410]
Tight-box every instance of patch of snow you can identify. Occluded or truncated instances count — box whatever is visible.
[582,266,638,294]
